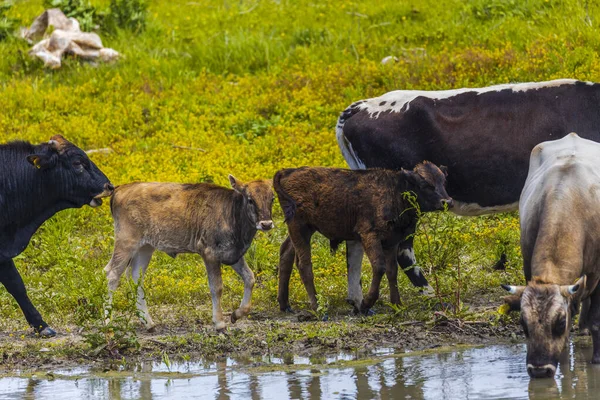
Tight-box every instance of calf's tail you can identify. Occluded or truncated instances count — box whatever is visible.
[273,170,297,222]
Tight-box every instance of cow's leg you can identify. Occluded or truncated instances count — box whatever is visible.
[129,244,155,331]
[0,260,54,337]
[204,257,226,332]
[360,235,387,311]
[277,236,296,312]
[346,240,364,312]
[588,287,600,363]
[288,223,317,310]
[230,257,255,323]
[397,238,430,290]
[385,244,400,305]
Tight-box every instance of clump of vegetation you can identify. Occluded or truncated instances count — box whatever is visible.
[79,280,141,357]
[43,0,148,33]
[43,0,98,31]
[104,0,148,34]
[0,1,18,41]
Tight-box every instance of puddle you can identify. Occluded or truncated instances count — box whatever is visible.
[1,342,600,399]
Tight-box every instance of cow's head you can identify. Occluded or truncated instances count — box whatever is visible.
[406,161,453,212]
[501,276,586,378]
[229,175,274,231]
[26,135,113,208]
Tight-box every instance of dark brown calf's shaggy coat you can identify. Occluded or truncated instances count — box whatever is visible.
[274,162,452,314]
[105,176,274,332]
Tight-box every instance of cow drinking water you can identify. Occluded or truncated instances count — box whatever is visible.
[0,135,113,337]
[274,162,452,314]
[502,133,600,378]
[104,176,274,332]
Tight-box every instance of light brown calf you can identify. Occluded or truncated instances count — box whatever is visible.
[104,176,274,332]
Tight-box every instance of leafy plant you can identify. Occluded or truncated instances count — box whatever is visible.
[0,1,18,41]
[104,0,148,34]
[80,279,141,357]
[43,0,98,31]
[404,192,467,316]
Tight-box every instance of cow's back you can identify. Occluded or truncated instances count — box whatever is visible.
[275,167,404,240]
[337,80,600,215]
[520,133,600,285]
[111,182,233,251]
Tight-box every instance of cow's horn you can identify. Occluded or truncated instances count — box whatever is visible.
[501,284,517,294]
[567,284,580,295]
[48,135,68,152]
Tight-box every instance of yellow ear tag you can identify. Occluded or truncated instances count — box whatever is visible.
[33,157,42,169]
[498,303,510,315]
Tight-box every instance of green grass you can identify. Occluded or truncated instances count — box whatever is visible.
[0,0,597,336]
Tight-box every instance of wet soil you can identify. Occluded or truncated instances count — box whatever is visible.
[0,307,523,373]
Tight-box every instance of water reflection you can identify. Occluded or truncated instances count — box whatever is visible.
[2,342,600,399]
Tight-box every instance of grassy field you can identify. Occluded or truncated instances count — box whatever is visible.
[0,0,598,351]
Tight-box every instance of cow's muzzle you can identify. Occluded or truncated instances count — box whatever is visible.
[257,220,274,231]
[441,198,454,209]
[90,183,115,207]
[527,364,556,379]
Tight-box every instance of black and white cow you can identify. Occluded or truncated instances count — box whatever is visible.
[336,79,600,307]
[0,135,113,337]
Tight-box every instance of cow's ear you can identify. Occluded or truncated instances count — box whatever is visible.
[503,295,522,312]
[27,154,55,170]
[500,284,525,312]
[440,165,448,177]
[229,174,246,193]
[404,170,422,187]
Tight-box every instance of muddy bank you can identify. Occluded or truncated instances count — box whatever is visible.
[0,310,523,373]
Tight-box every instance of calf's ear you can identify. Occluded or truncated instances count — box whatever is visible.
[229,174,245,193]
[404,170,422,187]
[27,154,55,170]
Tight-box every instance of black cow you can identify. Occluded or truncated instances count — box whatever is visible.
[0,135,113,337]
[336,79,600,297]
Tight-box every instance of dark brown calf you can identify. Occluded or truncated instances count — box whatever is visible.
[105,175,274,332]
[274,162,452,314]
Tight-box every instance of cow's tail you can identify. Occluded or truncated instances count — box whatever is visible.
[273,170,297,222]
[336,100,367,170]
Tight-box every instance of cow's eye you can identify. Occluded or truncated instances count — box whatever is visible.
[248,198,254,206]
[552,315,567,337]
[73,159,83,167]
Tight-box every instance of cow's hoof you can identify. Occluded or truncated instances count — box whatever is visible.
[321,313,329,322]
[363,308,376,316]
[579,328,591,336]
[231,313,238,324]
[592,355,600,364]
[281,306,294,314]
[37,327,56,338]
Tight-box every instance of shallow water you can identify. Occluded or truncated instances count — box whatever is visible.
[1,341,599,399]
